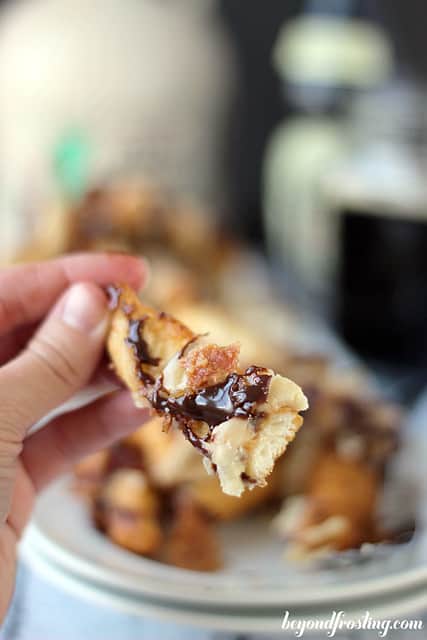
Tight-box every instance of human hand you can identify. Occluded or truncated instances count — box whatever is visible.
[0,253,148,621]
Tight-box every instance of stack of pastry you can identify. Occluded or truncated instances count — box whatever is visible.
[75,387,400,568]
[74,281,400,571]
[75,420,228,571]
[28,180,402,570]
[75,282,309,570]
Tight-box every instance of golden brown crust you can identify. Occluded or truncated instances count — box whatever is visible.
[98,469,164,556]
[69,184,170,253]
[275,452,379,556]
[106,513,163,556]
[308,452,378,530]
[188,467,281,521]
[184,342,240,390]
[65,183,234,283]
[162,495,223,571]
[101,469,160,516]
[302,389,400,467]
[107,284,194,404]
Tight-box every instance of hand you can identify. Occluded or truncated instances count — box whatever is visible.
[0,253,148,621]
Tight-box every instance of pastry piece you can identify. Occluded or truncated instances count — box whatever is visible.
[68,183,169,254]
[273,452,379,557]
[308,452,379,529]
[107,285,308,497]
[73,427,145,504]
[67,183,233,279]
[126,421,282,521]
[162,493,223,572]
[143,253,202,308]
[303,388,400,468]
[131,417,207,488]
[275,383,401,504]
[273,497,366,559]
[99,469,163,556]
[271,385,402,558]
[106,438,145,474]
[188,468,280,521]
[172,302,282,370]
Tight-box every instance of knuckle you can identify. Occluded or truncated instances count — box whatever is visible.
[0,437,22,464]
[0,410,24,454]
[0,436,22,491]
[28,335,80,390]
[0,379,32,441]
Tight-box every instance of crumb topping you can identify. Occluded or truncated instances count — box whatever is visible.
[184,343,240,390]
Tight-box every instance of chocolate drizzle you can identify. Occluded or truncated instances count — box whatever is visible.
[126,319,160,367]
[151,366,271,431]
[240,472,257,485]
[123,318,160,385]
[182,424,210,456]
[107,286,159,368]
[106,292,161,384]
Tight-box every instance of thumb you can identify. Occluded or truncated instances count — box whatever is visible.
[0,282,109,442]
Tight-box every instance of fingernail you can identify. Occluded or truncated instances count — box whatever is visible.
[61,283,108,334]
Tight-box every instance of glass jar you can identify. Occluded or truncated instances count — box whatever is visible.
[321,84,427,365]
[263,5,392,309]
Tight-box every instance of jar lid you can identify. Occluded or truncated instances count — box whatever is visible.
[273,16,393,87]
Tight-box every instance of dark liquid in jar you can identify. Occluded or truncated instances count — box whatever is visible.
[337,210,427,364]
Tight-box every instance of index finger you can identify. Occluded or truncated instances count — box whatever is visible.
[0,252,146,335]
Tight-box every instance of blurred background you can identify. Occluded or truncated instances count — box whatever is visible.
[2,2,427,639]
[3,0,427,398]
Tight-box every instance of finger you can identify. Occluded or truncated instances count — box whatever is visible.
[0,524,17,622]
[0,252,146,336]
[7,461,35,538]
[0,282,109,442]
[22,391,149,491]
[0,322,39,365]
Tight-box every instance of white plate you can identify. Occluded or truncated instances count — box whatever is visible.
[21,531,427,635]
[21,476,427,610]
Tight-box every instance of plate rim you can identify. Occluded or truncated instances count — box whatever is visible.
[24,477,427,609]
[21,534,427,635]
